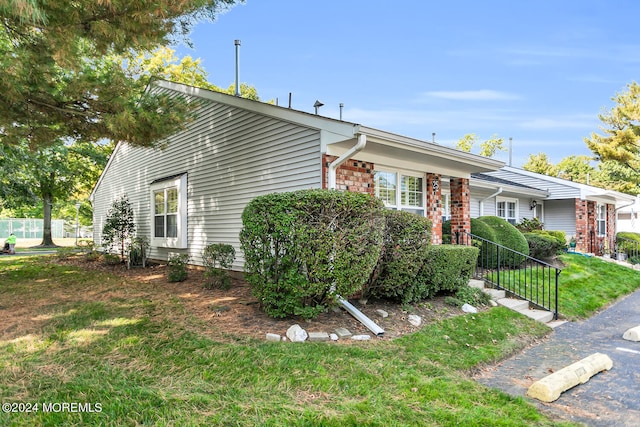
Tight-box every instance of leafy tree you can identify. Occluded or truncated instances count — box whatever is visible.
[555,155,596,182]
[523,153,555,175]
[102,195,136,260]
[0,0,237,149]
[455,133,506,157]
[585,81,640,173]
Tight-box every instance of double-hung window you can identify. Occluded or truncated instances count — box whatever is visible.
[150,174,188,248]
[374,170,425,216]
[497,198,518,225]
[597,204,606,237]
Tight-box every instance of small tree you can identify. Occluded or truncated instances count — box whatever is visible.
[102,195,136,260]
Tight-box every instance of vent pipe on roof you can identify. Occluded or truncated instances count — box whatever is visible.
[339,103,344,120]
[234,39,241,97]
[288,93,292,109]
[509,137,513,166]
[314,100,324,115]
[432,133,436,144]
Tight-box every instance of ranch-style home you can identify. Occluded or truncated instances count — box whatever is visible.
[90,80,503,268]
[481,166,637,255]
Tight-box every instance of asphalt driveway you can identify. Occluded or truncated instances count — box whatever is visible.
[476,287,640,426]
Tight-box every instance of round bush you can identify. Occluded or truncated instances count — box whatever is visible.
[416,245,480,299]
[524,232,562,259]
[477,216,529,265]
[240,189,385,319]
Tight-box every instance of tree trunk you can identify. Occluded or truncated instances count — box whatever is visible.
[39,192,57,247]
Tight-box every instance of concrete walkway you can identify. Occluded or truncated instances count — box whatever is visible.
[476,287,640,426]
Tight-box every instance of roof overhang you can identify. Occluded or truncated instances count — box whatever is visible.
[470,178,549,198]
[325,126,504,178]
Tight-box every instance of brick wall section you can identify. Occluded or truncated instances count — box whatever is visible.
[606,203,616,253]
[322,154,374,194]
[450,177,471,244]
[575,198,600,254]
[426,173,443,244]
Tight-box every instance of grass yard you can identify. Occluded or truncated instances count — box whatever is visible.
[556,253,640,320]
[0,256,582,426]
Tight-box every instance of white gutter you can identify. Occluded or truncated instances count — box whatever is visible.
[479,187,503,216]
[328,133,367,189]
[337,296,384,336]
[326,132,383,336]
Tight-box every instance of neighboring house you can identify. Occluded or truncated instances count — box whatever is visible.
[90,80,503,269]
[481,166,637,254]
[616,197,640,234]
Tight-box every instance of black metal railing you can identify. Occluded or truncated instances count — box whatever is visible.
[616,236,640,262]
[455,231,561,320]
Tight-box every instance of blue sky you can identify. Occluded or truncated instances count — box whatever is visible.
[175,0,640,167]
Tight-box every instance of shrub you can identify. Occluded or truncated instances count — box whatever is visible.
[202,243,236,289]
[477,216,529,265]
[444,286,491,308]
[102,195,136,260]
[365,210,432,303]
[415,245,480,300]
[78,240,100,262]
[103,253,122,265]
[529,230,565,248]
[240,189,384,319]
[516,217,543,232]
[167,253,190,282]
[524,232,562,259]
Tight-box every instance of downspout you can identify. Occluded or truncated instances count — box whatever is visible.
[326,133,383,336]
[479,187,503,216]
[328,133,367,189]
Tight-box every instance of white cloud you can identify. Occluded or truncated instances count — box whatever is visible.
[423,90,520,101]
[517,115,595,130]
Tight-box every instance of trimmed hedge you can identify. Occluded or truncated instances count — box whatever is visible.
[240,189,385,319]
[365,210,432,303]
[617,232,640,257]
[524,232,562,259]
[477,216,529,265]
[529,229,566,247]
[416,245,480,299]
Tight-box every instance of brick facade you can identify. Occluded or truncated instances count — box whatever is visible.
[322,154,374,195]
[426,173,443,244]
[575,199,615,255]
[449,177,471,244]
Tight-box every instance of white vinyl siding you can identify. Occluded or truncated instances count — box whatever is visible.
[542,200,576,236]
[92,94,323,269]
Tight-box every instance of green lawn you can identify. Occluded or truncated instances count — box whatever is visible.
[0,256,582,426]
[556,253,640,319]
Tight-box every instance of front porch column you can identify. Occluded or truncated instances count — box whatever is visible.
[575,198,597,254]
[606,203,615,254]
[450,177,471,244]
[426,173,442,245]
[587,200,598,254]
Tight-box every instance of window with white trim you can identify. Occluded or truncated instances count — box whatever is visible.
[374,170,425,216]
[497,198,518,225]
[150,174,188,248]
[441,192,451,222]
[597,204,606,237]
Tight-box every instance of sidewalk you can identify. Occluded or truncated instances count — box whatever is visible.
[476,288,640,426]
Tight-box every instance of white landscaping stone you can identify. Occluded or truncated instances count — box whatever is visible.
[376,309,389,318]
[334,327,352,339]
[330,333,339,341]
[351,334,371,340]
[286,324,308,343]
[407,314,422,327]
[308,331,330,342]
[462,303,478,313]
[623,325,640,342]
[266,333,281,342]
[489,300,498,307]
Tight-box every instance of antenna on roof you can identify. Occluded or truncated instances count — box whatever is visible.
[313,100,324,115]
[234,39,241,97]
